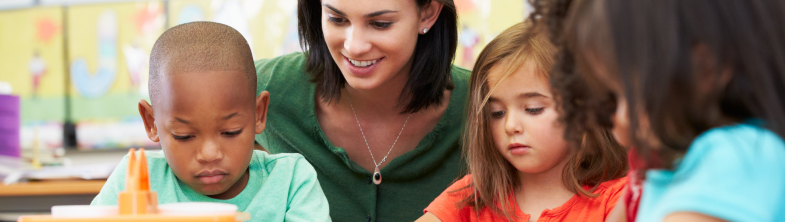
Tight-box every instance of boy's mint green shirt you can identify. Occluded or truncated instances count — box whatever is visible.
[254,52,470,222]
[91,150,331,222]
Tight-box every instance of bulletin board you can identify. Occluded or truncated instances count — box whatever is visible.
[66,1,164,149]
[0,6,66,151]
[168,0,302,60]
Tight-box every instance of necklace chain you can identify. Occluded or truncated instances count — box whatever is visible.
[347,94,411,168]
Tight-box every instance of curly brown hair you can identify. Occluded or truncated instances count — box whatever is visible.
[526,0,618,151]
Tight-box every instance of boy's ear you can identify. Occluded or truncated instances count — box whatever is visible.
[138,99,160,142]
[255,91,271,134]
[419,0,444,34]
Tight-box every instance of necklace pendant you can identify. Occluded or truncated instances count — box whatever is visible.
[373,166,382,185]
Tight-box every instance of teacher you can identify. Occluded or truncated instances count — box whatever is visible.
[254,0,467,221]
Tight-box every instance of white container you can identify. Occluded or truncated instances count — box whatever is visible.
[158,202,238,216]
[51,205,118,218]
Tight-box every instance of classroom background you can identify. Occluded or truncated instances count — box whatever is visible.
[0,0,529,220]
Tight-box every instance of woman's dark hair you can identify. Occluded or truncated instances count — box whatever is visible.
[547,0,785,172]
[297,0,458,113]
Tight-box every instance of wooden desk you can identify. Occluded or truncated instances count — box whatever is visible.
[0,180,106,222]
[0,180,105,196]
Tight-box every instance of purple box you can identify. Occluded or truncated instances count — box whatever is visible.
[0,95,20,157]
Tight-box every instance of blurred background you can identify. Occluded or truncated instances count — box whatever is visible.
[0,0,529,220]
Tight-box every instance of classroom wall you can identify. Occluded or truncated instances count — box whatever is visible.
[0,0,530,152]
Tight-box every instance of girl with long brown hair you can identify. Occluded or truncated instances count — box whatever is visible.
[416,21,627,222]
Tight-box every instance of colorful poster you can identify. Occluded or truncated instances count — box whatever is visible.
[168,0,301,60]
[0,6,66,151]
[66,1,164,150]
[454,0,530,69]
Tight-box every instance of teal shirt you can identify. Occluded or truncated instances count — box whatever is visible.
[254,52,470,222]
[92,150,331,222]
[637,122,785,222]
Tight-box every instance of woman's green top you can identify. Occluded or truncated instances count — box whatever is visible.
[254,52,469,222]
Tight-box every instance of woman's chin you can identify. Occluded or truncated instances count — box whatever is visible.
[344,78,385,91]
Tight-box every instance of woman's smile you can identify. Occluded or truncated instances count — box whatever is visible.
[344,56,384,77]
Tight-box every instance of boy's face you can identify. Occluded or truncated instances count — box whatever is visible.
[138,70,269,199]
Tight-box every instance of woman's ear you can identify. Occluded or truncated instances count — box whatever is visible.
[255,91,271,134]
[138,99,159,142]
[419,0,444,34]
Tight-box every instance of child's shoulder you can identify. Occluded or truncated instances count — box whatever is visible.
[446,174,474,192]
[695,121,784,147]
[685,122,785,168]
[434,174,474,202]
[592,177,628,198]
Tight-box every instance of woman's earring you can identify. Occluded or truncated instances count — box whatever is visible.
[422,28,428,34]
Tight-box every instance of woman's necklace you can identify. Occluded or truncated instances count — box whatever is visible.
[347,94,411,185]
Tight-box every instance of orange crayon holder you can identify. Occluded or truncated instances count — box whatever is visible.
[17,148,246,222]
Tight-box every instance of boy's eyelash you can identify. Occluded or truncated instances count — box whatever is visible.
[173,134,193,140]
[525,108,545,115]
[222,130,243,136]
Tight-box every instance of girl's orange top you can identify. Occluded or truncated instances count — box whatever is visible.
[424,175,627,222]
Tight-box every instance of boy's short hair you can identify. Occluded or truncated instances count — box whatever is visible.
[148,21,256,104]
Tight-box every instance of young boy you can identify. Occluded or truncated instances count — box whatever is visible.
[91,22,331,221]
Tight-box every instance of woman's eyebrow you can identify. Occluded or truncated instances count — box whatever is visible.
[323,4,345,16]
[365,10,397,18]
[322,4,397,18]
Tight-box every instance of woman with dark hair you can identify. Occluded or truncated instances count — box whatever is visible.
[253,0,467,221]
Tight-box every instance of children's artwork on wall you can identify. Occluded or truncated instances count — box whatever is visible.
[454,0,531,69]
[0,6,66,151]
[168,0,301,60]
[66,1,164,150]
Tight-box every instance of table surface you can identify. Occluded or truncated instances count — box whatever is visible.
[0,180,106,196]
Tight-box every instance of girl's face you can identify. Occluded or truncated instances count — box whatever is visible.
[321,0,427,90]
[487,62,570,175]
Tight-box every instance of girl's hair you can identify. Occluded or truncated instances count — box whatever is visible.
[461,21,628,220]
[297,0,458,113]
[563,0,785,172]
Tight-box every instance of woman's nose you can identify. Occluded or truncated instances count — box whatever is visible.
[344,26,372,56]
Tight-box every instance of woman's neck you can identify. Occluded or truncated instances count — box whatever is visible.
[342,73,411,116]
